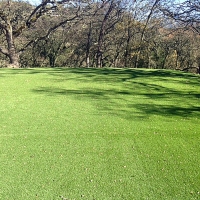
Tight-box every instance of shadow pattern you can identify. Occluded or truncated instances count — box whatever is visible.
[29,68,200,120]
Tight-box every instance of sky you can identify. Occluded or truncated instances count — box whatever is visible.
[29,0,40,5]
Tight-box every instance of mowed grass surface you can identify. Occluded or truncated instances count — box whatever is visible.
[0,68,200,200]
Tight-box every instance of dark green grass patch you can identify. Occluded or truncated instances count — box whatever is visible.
[0,68,200,199]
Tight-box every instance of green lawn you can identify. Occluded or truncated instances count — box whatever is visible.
[0,68,199,200]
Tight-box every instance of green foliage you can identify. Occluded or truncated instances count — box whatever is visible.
[0,68,200,199]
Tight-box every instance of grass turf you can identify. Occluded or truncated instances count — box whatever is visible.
[0,68,200,199]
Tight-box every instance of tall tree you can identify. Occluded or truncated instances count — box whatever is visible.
[134,0,161,68]
[0,0,82,68]
[96,0,123,68]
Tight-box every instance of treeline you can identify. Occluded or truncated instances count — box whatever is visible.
[0,0,200,73]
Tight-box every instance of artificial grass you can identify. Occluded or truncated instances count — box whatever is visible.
[0,68,199,199]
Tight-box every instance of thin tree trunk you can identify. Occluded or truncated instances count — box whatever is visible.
[113,51,120,67]
[96,0,114,68]
[86,22,92,68]
[135,0,160,68]
[124,22,131,68]
[175,50,179,69]
[96,23,104,68]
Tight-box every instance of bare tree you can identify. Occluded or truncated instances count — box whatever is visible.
[160,0,200,34]
[134,0,161,68]
[96,0,124,68]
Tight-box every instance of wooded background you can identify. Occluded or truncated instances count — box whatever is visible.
[0,0,199,73]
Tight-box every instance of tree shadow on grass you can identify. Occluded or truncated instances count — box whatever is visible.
[3,67,198,120]
[2,67,199,83]
[31,68,200,120]
[32,85,200,120]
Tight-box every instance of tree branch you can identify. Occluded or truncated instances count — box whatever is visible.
[26,0,74,28]
[20,14,80,52]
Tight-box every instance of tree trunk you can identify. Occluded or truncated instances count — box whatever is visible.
[197,57,200,74]
[6,25,20,68]
[124,23,131,68]
[135,0,160,68]
[86,22,92,68]
[175,50,179,69]
[8,53,20,68]
[96,23,104,68]
[96,1,114,68]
